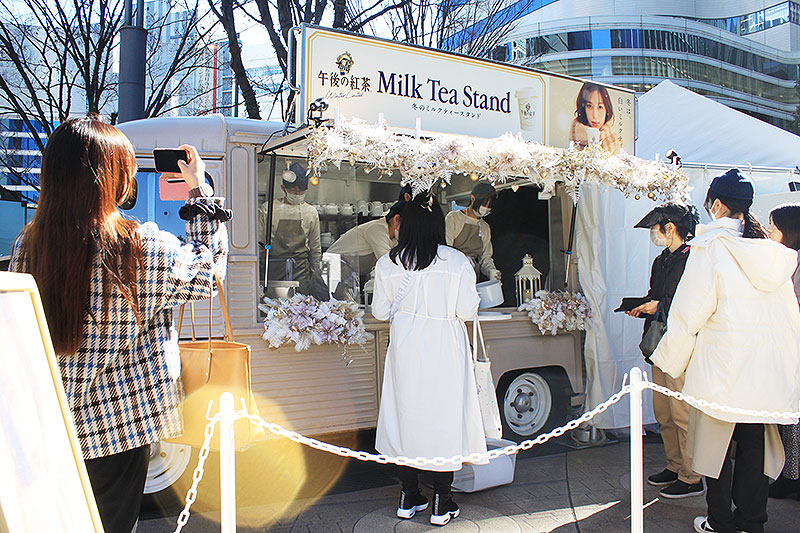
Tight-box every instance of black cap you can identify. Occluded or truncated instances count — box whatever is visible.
[634,202,699,236]
[471,182,496,210]
[282,162,308,189]
[708,168,754,201]
[385,200,406,222]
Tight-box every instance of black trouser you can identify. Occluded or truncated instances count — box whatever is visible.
[85,445,150,533]
[398,465,454,494]
[706,423,769,533]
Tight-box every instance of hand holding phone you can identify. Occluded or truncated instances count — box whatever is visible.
[153,148,188,174]
[155,145,206,200]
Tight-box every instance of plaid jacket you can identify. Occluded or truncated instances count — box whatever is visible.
[10,197,228,459]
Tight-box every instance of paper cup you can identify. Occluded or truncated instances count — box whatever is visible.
[515,88,539,132]
[586,127,600,145]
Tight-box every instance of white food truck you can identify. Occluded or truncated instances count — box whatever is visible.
[118,25,641,493]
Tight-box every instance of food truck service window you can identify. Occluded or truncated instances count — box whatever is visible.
[444,174,551,307]
[257,156,406,313]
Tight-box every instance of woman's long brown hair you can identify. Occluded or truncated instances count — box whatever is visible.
[17,116,143,355]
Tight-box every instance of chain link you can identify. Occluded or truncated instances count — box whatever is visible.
[644,381,800,420]
[173,375,800,531]
[173,414,221,533]
[235,385,632,468]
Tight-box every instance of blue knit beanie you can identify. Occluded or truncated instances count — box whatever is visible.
[708,168,754,201]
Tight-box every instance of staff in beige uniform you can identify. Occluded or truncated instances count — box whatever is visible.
[445,183,500,280]
[258,163,321,295]
[652,169,800,533]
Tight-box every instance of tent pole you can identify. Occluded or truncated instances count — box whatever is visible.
[563,204,577,288]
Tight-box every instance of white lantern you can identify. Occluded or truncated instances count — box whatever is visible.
[515,254,542,306]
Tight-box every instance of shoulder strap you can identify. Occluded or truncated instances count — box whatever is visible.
[175,269,234,342]
[472,315,489,363]
[389,271,414,323]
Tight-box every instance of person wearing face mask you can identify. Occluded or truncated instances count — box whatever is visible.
[259,162,321,295]
[445,182,501,280]
[651,169,800,533]
[626,203,703,500]
[765,204,800,500]
[328,200,405,263]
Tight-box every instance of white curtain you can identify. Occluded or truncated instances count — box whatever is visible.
[574,184,657,428]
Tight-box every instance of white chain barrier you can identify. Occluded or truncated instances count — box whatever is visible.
[173,371,800,532]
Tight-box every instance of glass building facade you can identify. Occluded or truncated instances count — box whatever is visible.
[451,1,800,130]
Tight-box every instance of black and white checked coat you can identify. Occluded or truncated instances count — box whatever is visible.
[10,196,228,459]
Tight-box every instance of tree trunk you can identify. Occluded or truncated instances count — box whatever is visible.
[214,0,261,119]
[333,0,346,28]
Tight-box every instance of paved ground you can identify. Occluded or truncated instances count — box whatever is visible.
[139,436,800,533]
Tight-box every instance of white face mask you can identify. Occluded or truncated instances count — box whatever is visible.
[285,192,306,205]
[650,226,668,247]
[478,205,491,217]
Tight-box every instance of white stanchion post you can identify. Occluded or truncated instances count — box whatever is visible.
[629,367,644,533]
[219,392,236,533]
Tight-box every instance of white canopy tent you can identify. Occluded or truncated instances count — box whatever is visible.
[636,80,800,169]
[576,80,800,428]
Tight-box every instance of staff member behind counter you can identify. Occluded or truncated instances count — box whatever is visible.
[445,183,501,280]
[258,163,321,295]
[327,200,405,261]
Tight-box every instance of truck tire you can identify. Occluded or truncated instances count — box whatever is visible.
[495,368,570,443]
[144,441,191,494]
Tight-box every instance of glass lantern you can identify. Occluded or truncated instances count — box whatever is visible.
[515,254,542,305]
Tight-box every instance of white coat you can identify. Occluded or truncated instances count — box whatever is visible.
[372,245,488,471]
[652,217,800,425]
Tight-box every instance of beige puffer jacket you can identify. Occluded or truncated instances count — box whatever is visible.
[652,217,800,424]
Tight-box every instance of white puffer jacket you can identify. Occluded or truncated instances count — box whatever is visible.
[652,217,800,424]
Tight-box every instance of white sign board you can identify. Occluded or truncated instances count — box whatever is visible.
[298,26,635,154]
[0,272,103,532]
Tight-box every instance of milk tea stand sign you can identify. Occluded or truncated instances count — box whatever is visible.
[297,25,635,153]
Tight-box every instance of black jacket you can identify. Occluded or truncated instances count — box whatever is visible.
[642,243,690,339]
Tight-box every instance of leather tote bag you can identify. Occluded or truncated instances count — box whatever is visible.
[166,271,262,451]
[473,317,503,440]
[639,303,667,361]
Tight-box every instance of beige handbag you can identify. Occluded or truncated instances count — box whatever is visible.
[166,271,262,451]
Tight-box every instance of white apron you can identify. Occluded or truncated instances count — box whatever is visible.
[372,246,488,471]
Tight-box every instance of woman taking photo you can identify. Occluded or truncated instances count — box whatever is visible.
[652,169,800,533]
[372,193,487,527]
[9,116,228,533]
[767,203,800,499]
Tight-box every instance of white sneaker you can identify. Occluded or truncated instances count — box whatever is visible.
[693,516,746,533]
[694,516,716,532]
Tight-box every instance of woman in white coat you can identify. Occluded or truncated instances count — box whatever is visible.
[372,193,487,527]
[652,169,800,533]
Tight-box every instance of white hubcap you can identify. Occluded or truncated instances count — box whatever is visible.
[502,373,552,436]
[144,441,191,494]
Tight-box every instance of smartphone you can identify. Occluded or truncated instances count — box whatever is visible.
[153,148,188,176]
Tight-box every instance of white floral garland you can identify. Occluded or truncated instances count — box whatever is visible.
[518,290,592,335]
[262,294,373,352]
[307,117,689,203]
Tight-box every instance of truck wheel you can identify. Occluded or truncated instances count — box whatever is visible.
[144,441,191,494]
[496,369,569,443]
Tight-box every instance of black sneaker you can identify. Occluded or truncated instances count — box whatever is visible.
[660,479,705,499]
[396,490,428,519]
[647,468,678,487]
[430,493,460,526]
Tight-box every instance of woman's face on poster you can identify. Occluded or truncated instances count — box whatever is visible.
[584,90,607,128]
